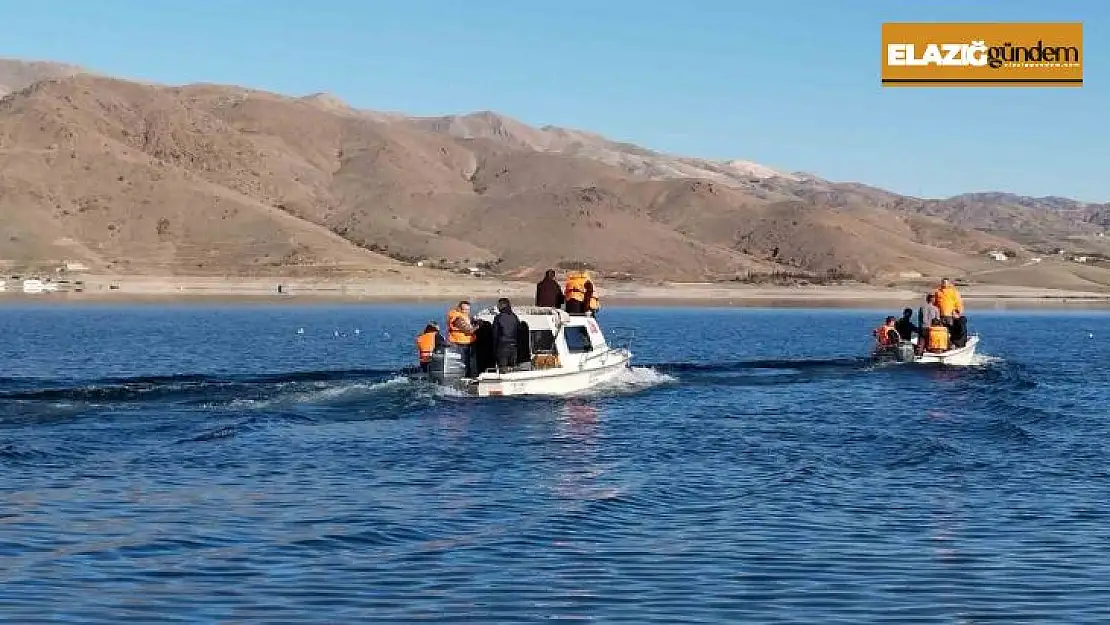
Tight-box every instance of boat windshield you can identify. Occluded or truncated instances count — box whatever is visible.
[563,326,593,353]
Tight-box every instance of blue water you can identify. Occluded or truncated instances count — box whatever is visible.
[2,304,1110,623]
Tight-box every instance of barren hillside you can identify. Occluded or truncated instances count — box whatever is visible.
[0,58,1105,286]
[0,59,85,97]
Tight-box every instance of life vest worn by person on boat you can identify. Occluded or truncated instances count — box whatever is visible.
[926,321,950,353]
[873,316,900,347]
[446,302,476,345]
[446,301,477,378]
[415,322,444,372]
[933,278,964,321]
[563,270,592,314]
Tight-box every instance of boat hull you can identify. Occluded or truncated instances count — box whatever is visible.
[874,335,980,366]
[913,335,979,365]
[473,349,632,397]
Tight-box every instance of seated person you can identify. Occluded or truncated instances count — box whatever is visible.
[873,316,900,347]
[894,308,918,342]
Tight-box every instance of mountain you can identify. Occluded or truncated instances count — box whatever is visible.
[1,58,1107,285]
[0,59,86,97]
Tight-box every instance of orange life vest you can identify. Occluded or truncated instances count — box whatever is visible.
[934,286,963,317]
[564,271,589,303]
[926,325,950,352]
[415,331,436,363]
[446,309,474,345]
[874,325,898,346]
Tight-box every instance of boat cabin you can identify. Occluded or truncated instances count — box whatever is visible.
[468,305,609,376]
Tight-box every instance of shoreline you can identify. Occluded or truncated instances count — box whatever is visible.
[3,274,1110,309]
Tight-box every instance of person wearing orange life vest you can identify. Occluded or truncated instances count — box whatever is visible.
[446,300,478,378]
[563,270,599,315]
[414,321,446,373]
[933,278,964,328]
[873,316,900,347]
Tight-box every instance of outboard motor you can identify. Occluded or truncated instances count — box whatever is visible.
[428,345,466,385]
[896,342,916,362]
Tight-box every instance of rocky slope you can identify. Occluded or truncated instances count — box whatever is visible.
[0,59,86,97]
[0,58,1105,284]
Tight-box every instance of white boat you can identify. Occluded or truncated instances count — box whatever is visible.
[419,306,633,397]
[874,334,981,366]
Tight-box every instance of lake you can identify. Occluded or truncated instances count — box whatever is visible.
[2,304,1109,623]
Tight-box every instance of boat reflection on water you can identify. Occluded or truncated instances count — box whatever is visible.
[551,400,627,509]
[558,399,600,444]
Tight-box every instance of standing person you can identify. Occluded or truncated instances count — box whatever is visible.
[491,297,520,371]
[414,322,446,373]
[563,269,595,315]
[917,293,940,354]
[933,278,964,328]
[586,281,600,317]
[446,300,477,378]
[535,269,565,308]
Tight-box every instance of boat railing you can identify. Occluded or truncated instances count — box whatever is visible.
[603,326,635,352]
[579,326,635,365]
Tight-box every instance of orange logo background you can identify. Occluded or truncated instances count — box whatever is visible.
[881,22,1083,87]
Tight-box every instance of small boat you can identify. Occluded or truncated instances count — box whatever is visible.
[873,334,981,366]
[417,306,633,397]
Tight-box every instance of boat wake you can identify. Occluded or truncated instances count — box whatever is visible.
[867,351,1005,370]
[639,357,873,388]
[0,353,1005,418]
[968,353,1004,367]
[0,359,858,409]
[566,366,677,398]
[0,364,678,416]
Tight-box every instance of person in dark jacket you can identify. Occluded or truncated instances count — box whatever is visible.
[894,308,918,341]
[535,269,565,309]
[584,280,598,316]
[492,297,521,370]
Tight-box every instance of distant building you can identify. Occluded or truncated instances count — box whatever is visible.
[987,251,1008,261]
[1030,257,1042,264]
[63,261,89,272]
[22,279,45,294]
[1073,256,1089,263]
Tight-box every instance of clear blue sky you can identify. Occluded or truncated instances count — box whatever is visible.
[1,0,1106,201]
